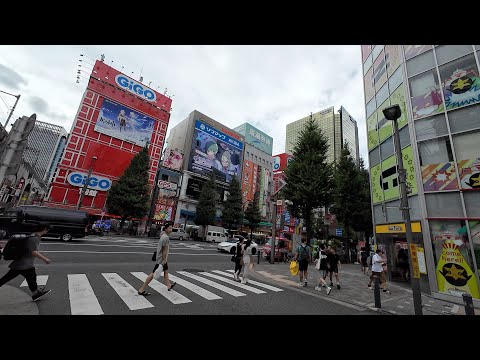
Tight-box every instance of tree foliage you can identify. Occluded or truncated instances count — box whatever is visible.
[351,158,373,238]
[106,147,150,223]
[221,176,243,231]
[244,191,261,232]
[195,172,218,226]
[283,114,334,241]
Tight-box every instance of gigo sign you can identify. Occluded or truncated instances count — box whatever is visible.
[67,172,112,191]
[115,74,156,102]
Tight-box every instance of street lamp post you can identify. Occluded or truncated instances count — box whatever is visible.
[383,104,423,315]
[77,156,97,210]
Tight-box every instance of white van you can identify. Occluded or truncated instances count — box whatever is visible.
[206,231,227,243]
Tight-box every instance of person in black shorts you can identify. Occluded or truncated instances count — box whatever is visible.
[324,247,341,289]
[294,238,311,287]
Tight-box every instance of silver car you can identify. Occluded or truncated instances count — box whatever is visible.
[168,228,188,241]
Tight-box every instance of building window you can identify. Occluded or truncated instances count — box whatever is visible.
[404,45,432,61]
[409,69,443,120]
[369,147,380,166]
[399,126,411,149]
[375,82,389,107]
[372,45,384,61]
[373,49,387,90]
[366,97,377,118]
[385,45,402,77]
[380,137,394,161]
[439,54,480,111]
[406,50,436,78]
[426,193,463,217]
[448,104,480,134]
[363,53,373,75]
[388,67,403,92]
[464,192,480,218]
[161,174,168,181]
[452,130,480,160]
[418,136,454,166]
[364,67,375,103]
[414,114,449,141]
[435,45,474,66]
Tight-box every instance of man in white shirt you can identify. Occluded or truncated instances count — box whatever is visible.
[367,249,385,289]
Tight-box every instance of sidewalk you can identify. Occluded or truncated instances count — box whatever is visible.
[250,261,477,315]
[0,285,38,315]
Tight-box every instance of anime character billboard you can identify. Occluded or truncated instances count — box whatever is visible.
[94,98,155,147]
[189,120,243,183]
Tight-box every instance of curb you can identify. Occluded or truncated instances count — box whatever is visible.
[0,285,39,315]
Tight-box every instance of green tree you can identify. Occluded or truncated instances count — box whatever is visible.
[283,114,334,242]
[351,158,373,239]
[106,147,150,229]
[221,176,243,232]
[195,172,218,227]
[244,191,261,238]
[330,143,363,261]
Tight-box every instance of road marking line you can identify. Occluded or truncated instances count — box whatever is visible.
[167,274,222,300]
[102,273,154,310]
[21,275,48,287]
[177,271,246,297]
[215,270,283,292]
[68,274,104,315]
[451,305,460,314]
[199,272,266,294]
[130,272,191,304]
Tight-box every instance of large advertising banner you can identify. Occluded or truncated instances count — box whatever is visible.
[385,45,402,77]
[371,145,418,203]
[242,160,254,201]
[162,148,184,171]
[189,120,243,183]
[94,98,155,147]
[458,158,480,190]
[422,162,459,191]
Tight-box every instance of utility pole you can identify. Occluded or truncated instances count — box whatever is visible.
[270,178,286,264]
[77,156,97,210]
[383,104,423,315]
[0,90,21,128]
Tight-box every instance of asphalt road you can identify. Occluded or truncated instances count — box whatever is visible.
[1,235,373,315]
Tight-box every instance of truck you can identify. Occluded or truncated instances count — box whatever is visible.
[197,225,228,242]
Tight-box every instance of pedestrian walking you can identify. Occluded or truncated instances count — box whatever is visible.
[324,247,341,289]
[360,247,368,274]
[294,238,311,287]
[233,237,245,282]
[380,252,391,294]
[138,221,176,296]
[314,244,331,295]
[0,222,52,301]
[367,249,386,290]
[241,239,254,284]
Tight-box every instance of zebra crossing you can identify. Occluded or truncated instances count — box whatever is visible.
[20,269,283,314]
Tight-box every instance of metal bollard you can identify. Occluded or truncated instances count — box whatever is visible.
[374,275,381,309]
[462,293,475,315]
[258,250,261,264]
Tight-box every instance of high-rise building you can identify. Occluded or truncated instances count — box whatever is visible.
[23,120,68,185]
[285,106,359,164]
[233,123,273,221]
[362,45,480,302]
[164,110,244,227]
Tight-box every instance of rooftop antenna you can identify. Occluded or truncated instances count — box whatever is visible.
[163,88,168,95]
[100,54,105,62]
[148,81,152,87]
[139,65,144,83]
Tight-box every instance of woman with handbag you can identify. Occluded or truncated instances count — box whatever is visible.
[314,244,332,295]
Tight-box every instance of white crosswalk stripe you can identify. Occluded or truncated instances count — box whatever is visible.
[168,274,222,300]
[177,271,246,297]
[21,275,49,287]
[200,272,266,294]
[130,272,191,304]
[221,270,284,292]
[68,274,104,315]
[102,273,154,310]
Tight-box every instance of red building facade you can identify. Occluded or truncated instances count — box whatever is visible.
[45,60,171,215]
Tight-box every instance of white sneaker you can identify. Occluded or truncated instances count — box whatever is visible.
[314,286,322,291]
[326,287,332,295]
[298,282,304,286]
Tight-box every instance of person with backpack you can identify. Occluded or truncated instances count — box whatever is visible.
[324,247,341,289]
[233,237,244,282]
[0,222,52,301]
[293,238,311,287]
[314,244,332,295]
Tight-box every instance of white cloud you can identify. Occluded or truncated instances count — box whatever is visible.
[0,45,367,162]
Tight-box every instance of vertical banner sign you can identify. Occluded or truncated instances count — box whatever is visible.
[409,244,420,279]
[416,247,427,274]
[436,240,480,299]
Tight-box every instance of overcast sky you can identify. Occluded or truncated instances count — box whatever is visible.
[0,45,367,163]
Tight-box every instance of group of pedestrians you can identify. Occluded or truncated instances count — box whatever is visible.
[233,237,255,284]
